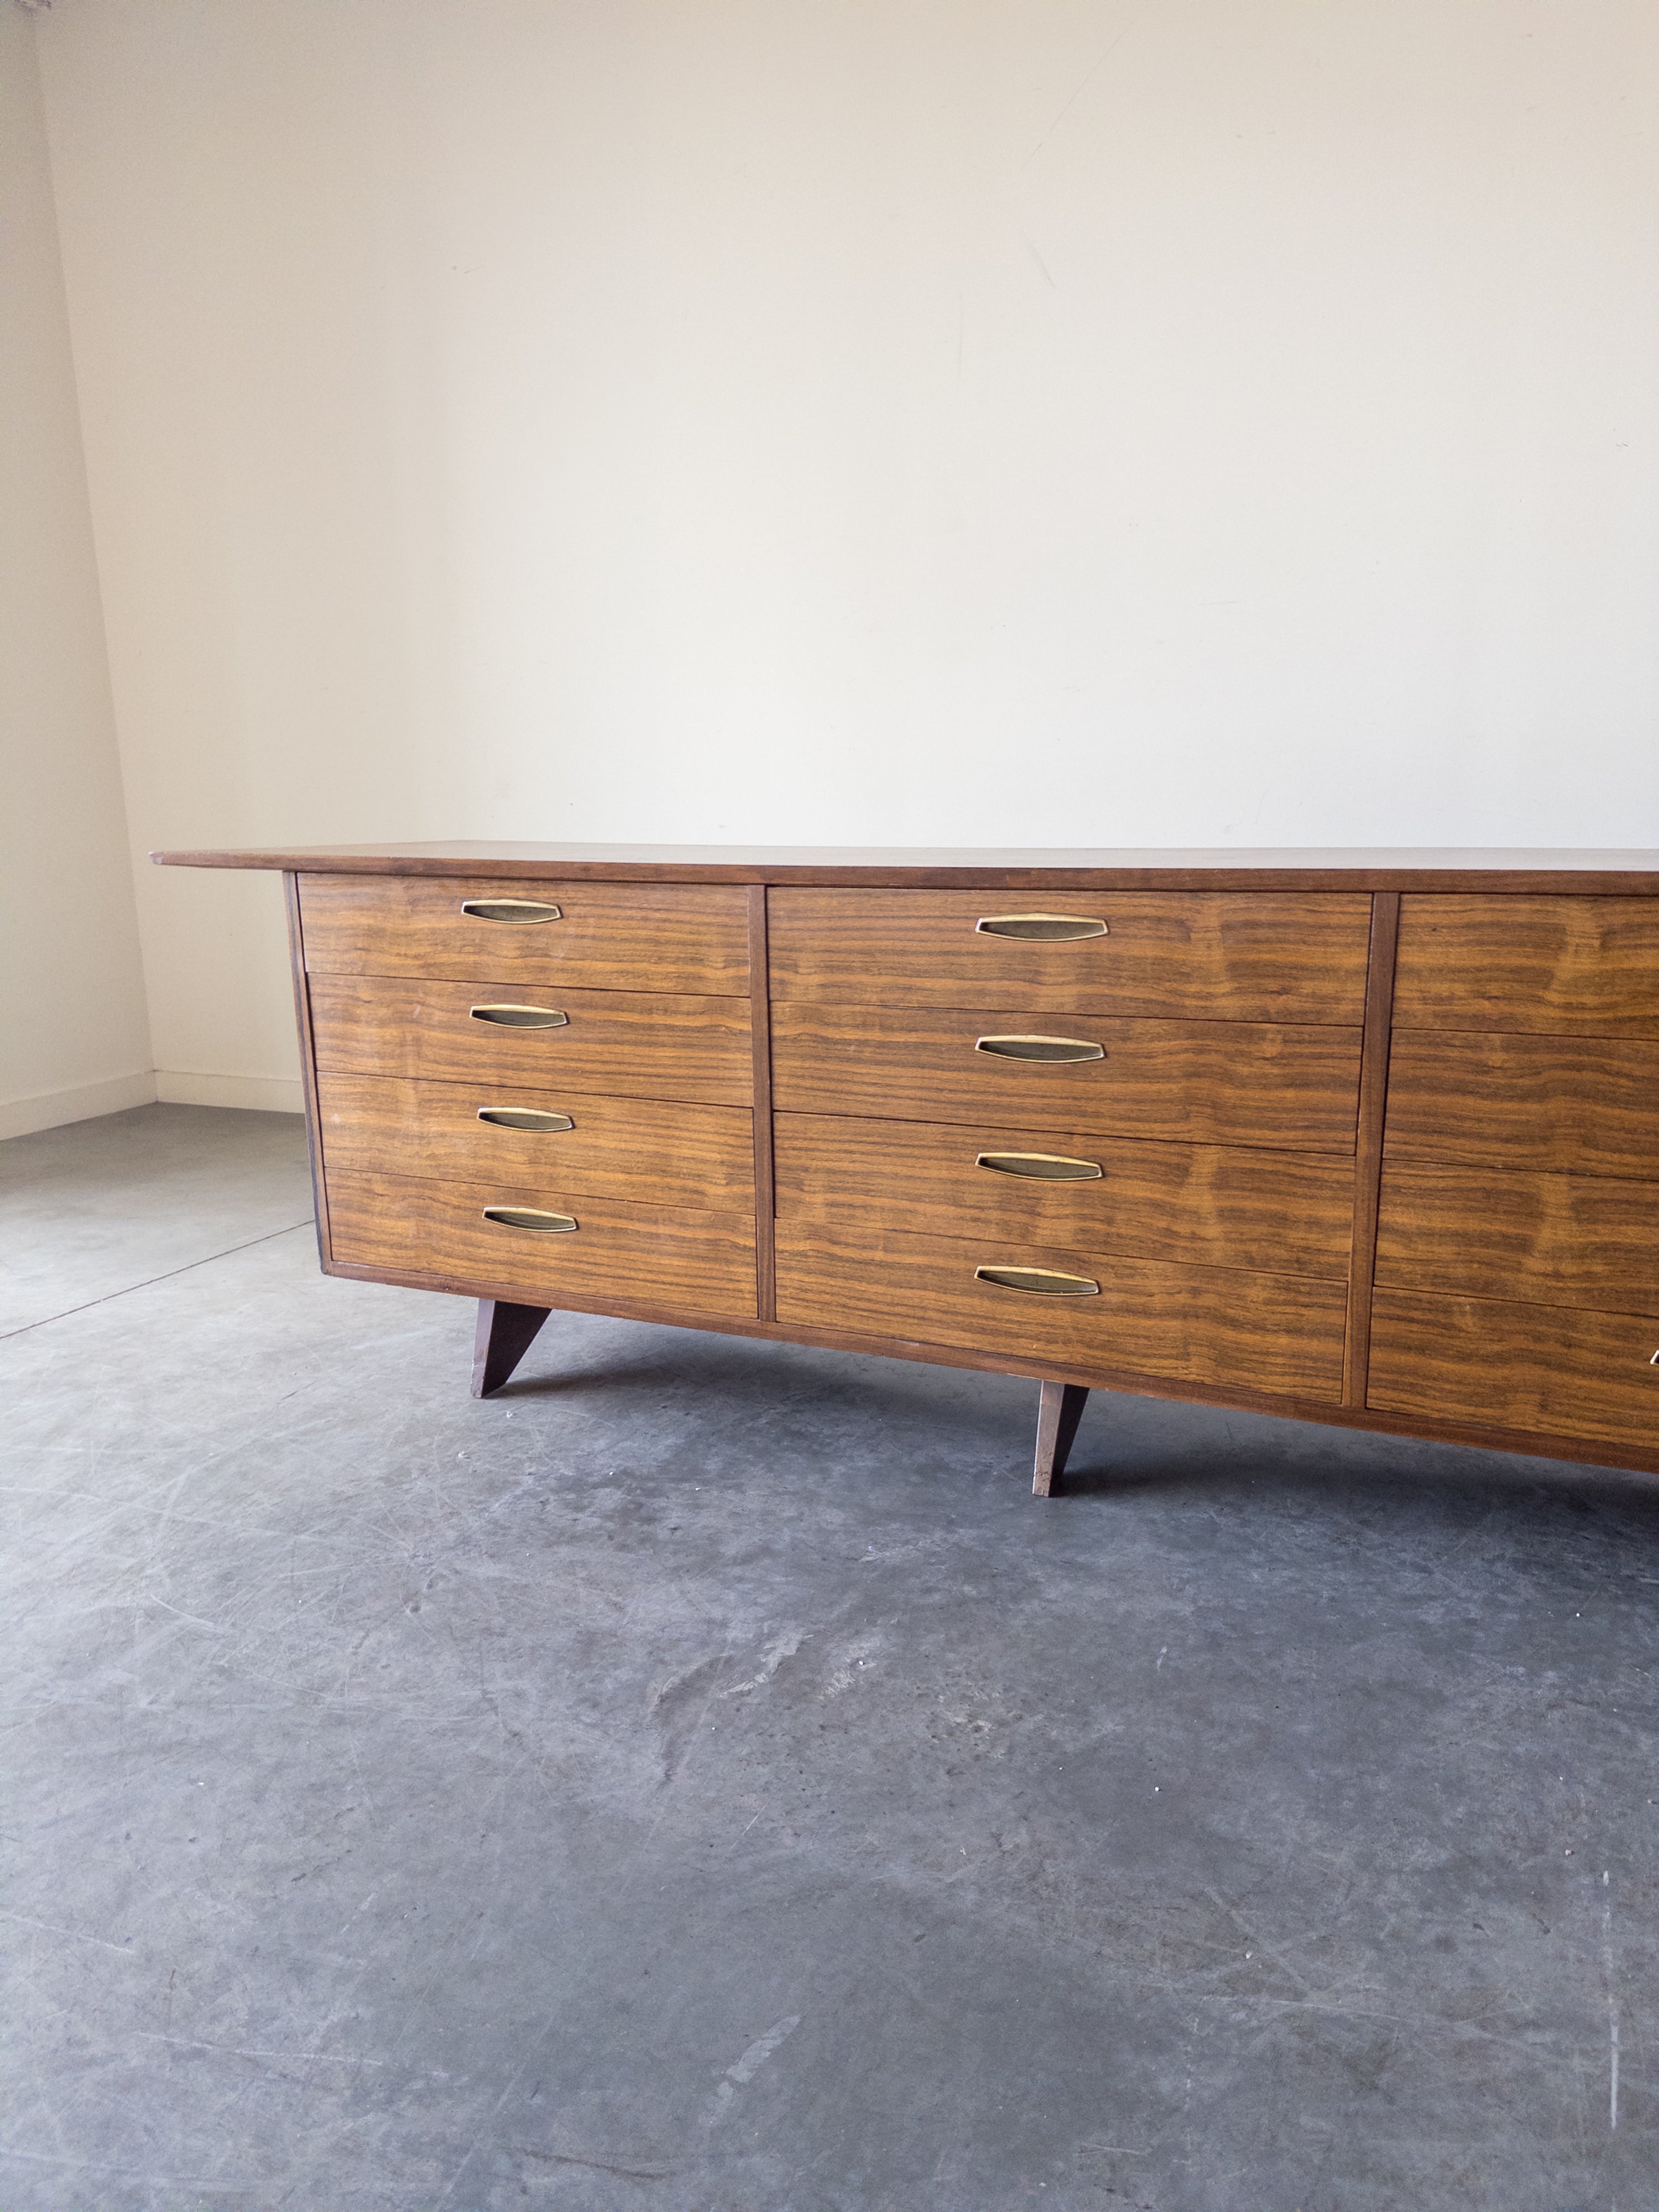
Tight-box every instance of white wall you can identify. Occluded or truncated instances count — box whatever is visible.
[34,0,1659,1095]
[0,1,152,1139]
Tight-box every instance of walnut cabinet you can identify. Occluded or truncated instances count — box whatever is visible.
[154,844,1659,1493]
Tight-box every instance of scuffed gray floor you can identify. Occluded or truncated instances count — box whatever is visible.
[2,1104,1655,2211]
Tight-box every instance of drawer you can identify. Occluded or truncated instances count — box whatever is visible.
[327,1169,756,1318]
[309,975,752,1107]
[775,1224,1348,1402]
[1376,1162,1659,1317]
[1393,896,1659,1037]
[774,1113,1353,1279]
[1368,1289,1659,1454]
[300,874,750,995]
[1384,1032,1659,1181]
[317,1074,755,1212]
[769,889,1371,1022]
[770,1003,1361,1153]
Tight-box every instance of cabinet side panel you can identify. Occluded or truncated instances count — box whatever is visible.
[750,885,776,1321]
[1343,893,1400,1405]
[284,872,331,1265]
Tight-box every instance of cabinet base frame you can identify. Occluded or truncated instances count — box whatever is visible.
[392,1269,1659,1484]
[469,1288,1100,1492]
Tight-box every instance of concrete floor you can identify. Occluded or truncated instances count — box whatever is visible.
[3,1105,1656,2212]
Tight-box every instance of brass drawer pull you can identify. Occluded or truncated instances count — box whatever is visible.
[976,1150,1103,1181]
[477,1107,575,1133]
[461,898,562,924]
[976,914,1108,942]
[469,1003,568,1029]
[975,1264,1099,1296]
[975,1034,1104,1063]
[483,1206,577,1233]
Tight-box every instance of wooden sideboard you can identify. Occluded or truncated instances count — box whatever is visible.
[154,844,1659,1493]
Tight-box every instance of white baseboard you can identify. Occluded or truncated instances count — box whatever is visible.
[0,1070,158,1141]
[154,1071,306,1114]
[0,1070,306,1140]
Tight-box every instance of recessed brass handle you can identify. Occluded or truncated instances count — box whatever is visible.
[461,898,562,924]
[477,1107,575,1133]
[976,914,1108,941]
[975,1264,1100,1296]
[482,1206,577,1233]
[976,1151,1103,1181]
[975,1034,1104,1063]
[469,1004,568,1029]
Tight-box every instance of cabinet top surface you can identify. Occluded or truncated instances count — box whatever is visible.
[152,841,1659,891]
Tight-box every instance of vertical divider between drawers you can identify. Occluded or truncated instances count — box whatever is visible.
[1343,891,1401,1406]
[284,871,335,1269]
[748,882,778,1321]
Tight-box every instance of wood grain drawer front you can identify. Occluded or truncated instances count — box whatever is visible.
[328,1170,757,1318]
[775,1225,1348,1402]
[771,1004,1361,1153]
[309,976,753,1107]
[316,1074,755,1212]
[1368,1290,1659,1453]
[1394,896,1659,1036]
[300,874,750,995]
[769,890,1371,1022]
[1376,1163,1659,1317]
[1384,1032,1659,1181]
[774,1113,1353,1279]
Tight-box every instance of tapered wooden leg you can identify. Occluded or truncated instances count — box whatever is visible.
[1032,1381,1089,1496]
[471,1299,552,1398]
